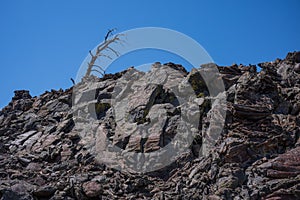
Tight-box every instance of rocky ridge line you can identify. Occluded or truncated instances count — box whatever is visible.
[0,52,300,199]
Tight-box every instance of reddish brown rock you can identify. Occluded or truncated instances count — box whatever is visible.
[0,52,299,199]
[82,181,103,197]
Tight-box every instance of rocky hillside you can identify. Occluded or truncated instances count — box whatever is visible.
[0,52,300,200]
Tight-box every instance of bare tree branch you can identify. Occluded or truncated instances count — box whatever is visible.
[98,54,113,60]
[91,69,104,76]
[84,30,123,78]
[104,28,116,41]
[89,50,94,57]
[91,64,105,72]
[106,46,120,57]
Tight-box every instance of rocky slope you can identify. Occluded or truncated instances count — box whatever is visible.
[0,52,300,200]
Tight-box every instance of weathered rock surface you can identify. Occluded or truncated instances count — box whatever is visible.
[0,51,299,199]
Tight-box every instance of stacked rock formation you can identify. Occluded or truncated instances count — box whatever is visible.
[0,52,299,199]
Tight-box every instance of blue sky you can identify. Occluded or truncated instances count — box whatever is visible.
[0,0,299,108]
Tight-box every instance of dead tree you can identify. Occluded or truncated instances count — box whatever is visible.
[85,29,123,77]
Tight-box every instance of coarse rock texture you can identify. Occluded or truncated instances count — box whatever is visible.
[0,51,300,199]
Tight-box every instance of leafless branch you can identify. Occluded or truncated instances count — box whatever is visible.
[91,64,105,72]
[91,69,104,76]
[106,46,120,57]
[84,30,124,78]
[104,28,116,41]
[89,50,94,57]
[98,54,113,60]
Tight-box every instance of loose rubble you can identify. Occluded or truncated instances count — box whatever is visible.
[0,52,299,199]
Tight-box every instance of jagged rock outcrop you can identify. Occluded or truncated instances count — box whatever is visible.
[0,51,299,199]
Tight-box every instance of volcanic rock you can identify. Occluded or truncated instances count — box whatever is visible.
[0,52,300,199]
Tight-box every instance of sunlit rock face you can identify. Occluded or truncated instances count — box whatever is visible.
[0,52,300,199]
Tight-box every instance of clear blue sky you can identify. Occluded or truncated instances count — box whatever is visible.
[0,0,299,108]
